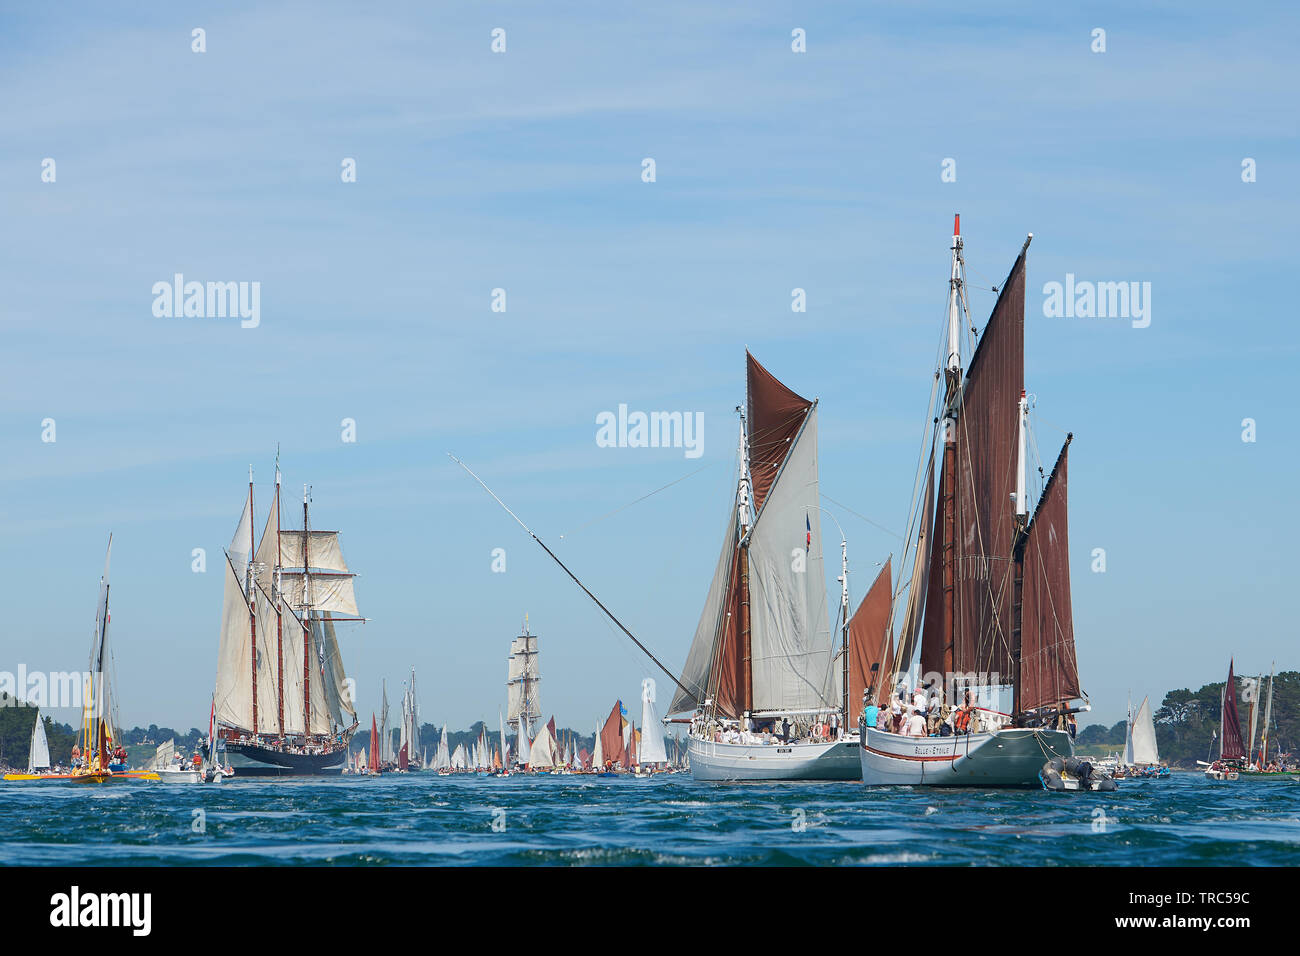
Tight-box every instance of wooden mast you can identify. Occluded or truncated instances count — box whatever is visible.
[248,468,258,737]
[940,214,962,683]
[302,485,312,738]
[737,408,754,722]
[275,457,284,739]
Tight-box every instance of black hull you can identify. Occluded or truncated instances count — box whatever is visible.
[225,741,349,777]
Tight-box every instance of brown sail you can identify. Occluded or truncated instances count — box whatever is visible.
[848,558,894,708]
[1220,660,1246,761]
[599,701,625,768]
[1018,440,1081,712]
[951,249,1026,677]
[746,350,813,514]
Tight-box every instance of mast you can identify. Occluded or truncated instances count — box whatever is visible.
[1247,674,1259,767]
[248,467,258,736]
[1010,388,1029,720]
[940,214,963,680]
[275,456,284,739]
[736,409,754,721]
[302,484,311,737]
[838,534,849,728]
[1261,664,1275,766]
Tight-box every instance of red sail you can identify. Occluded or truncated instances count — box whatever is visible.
[849,558,894,708]
[368,715,380,772]
[1221,660,1246,761]
[707,543,744,718]
[398,742,408,771]
[746,351,813,514]
[952,250,1026,676]
[600,701,625,769]
[919,465,947,681]
[1018,441,1081,712]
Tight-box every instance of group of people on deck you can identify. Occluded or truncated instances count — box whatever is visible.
[861,683,990,738]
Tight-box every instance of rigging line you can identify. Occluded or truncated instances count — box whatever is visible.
[449,453,691,700]
[819,494,902,540]
[557,461,717,540]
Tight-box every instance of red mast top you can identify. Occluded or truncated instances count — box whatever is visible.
[954,213,960,237]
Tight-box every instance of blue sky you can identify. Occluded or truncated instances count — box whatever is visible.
[1,2,1295,733]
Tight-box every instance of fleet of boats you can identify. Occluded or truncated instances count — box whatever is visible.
[4,219,1293,791]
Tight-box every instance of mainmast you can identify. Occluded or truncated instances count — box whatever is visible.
[1010,388,1030,719]
[837,535,849,728]
[735,408,754,722]
[302,484,312,736]
[940,214,964,680]
[248,465,258,736]
[275,456,285,739]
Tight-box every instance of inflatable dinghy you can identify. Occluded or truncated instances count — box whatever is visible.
[1039,756,1117,792]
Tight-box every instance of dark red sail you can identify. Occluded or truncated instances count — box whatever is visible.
[1220,660,1246,761]
[849,558,894,708]
[368,715,380,772]
[951,249,1026,676]
[746,351,813,514]
[600,701,625,769]
[1018,441,1081,712]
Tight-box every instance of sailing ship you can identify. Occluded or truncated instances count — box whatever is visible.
[1205,660,1246,780]
[1118,695,1165,778]
[506,616,540,767]
[397,670,420,771]
[859,217,1081,787]
[668,352,858,781]
[638,679,668,772]
[210,464,363,776]
[1236,664,1298,779]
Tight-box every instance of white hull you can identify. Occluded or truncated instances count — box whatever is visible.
[688,734,861,781]
[860,726,1072,787]
[155,766,202,783]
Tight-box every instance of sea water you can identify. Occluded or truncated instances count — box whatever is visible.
[2,772,1297,866]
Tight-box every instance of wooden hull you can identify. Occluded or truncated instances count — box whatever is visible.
[860,726,1072,787]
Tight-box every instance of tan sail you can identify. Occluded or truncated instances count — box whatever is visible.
[848,558,893,708]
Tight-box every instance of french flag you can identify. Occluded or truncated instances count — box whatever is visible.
[805,514,811,552]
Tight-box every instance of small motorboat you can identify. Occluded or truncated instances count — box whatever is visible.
[1039,756,1117,792]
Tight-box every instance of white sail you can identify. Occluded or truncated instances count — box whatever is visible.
[380,681,391,763]
[434,726,450,770]
[281,572,359,617]
[451,743,467,770]
[529,724,556,768]
[592,719,603,769]
[28,711,51,772]
[278,601,309,735]
[150,738,175,771]
[278,530,349,573]
[516,715,530,766]
[215,550,255,731]
[670,510,737,715]
[640,680,668,765]
[498,711,508,769]
[1131,696,1159,765]
[746,406,836,713]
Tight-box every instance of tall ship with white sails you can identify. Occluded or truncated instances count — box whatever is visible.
[210,464,363,776]
[859,217,1081,786]
[506,616,540,767]
[669,352,859,780]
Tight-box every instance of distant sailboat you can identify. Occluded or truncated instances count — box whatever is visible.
[639,680,668,770]
[1122,696,1160,772]
[211,466,362,775]
[507,616,540,761]
[1206,660,1246,780]
[28,711,51,774]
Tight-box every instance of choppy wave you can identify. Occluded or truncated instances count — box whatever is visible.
[1,771,1297,866]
